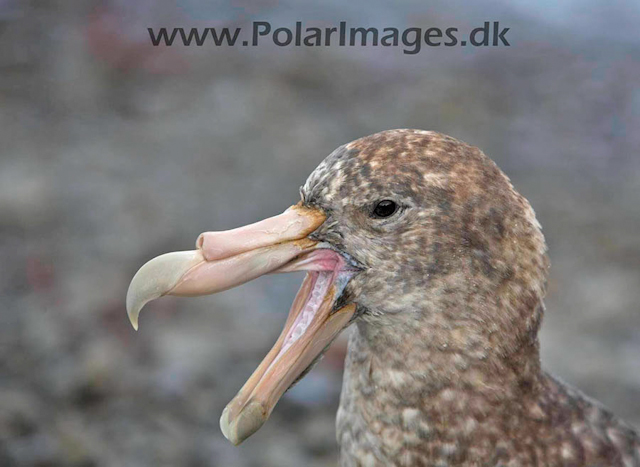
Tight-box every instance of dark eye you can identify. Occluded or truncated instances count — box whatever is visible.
[372,200,398,218]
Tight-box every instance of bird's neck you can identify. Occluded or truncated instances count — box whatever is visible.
[337,302,545,463]
[345,312,543,398]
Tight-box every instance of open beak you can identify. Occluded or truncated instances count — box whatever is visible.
[125,203,358,445]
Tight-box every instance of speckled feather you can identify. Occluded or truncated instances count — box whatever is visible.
[300,130,640,466]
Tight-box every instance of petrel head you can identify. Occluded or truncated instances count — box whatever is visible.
[303,130,548,336]
[125,129,549,445]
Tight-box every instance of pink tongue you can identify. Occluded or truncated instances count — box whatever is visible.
[281,272,333,353]
[265,268,337,376]
[264,248,355,372]
[275,249,343,273]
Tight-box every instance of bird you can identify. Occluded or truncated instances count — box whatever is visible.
[126,129,640,466]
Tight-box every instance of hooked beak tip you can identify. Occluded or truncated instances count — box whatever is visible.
[127,306,140,331]
[125,284,143,331]
[125,250,204,332]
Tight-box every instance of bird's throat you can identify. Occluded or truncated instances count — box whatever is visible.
[337,319,544,463]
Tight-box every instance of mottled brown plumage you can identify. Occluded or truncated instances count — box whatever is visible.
[300,129,639,466]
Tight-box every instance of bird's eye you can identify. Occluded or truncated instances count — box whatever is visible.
[372,200,398,218]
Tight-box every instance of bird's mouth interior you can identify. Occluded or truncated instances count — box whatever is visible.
[125,204,358,445]
[271,250,356,370]
[219,249,357,444]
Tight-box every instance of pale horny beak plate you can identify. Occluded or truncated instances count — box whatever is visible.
[126,203,358,444]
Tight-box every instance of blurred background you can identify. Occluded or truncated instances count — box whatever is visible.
[1,0,639,466]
